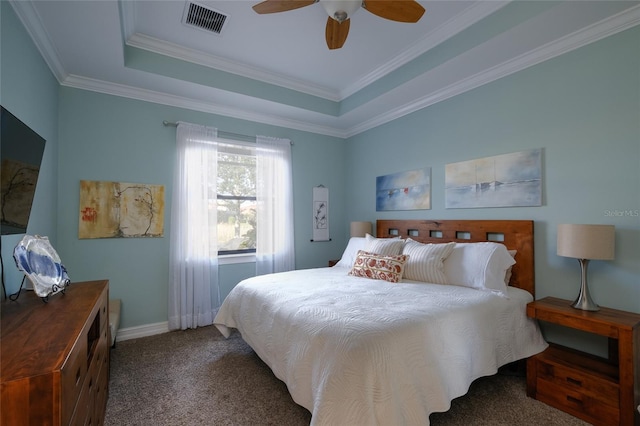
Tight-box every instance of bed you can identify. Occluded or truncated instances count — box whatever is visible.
[214,219,548,425]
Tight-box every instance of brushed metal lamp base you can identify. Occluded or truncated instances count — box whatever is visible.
[571,258,599,311]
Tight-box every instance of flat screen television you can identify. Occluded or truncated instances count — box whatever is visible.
[1,106,46,235]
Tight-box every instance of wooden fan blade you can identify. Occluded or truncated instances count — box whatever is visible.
[363,0,425,23]
[325,17,350,50]
[252,0,316,14]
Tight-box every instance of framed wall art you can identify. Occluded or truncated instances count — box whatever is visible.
[376,168,431,211]
[311,185,330,242]
[79,180,165,238]
[445,149,542,208]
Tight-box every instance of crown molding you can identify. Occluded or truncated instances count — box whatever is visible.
[126,33,342,102]
[8,0,67,83]
[118,0,136,41]
[12,0,640,140]
[119,0,341,101]
[125,1,510,103]
[61,74,348,138]
[346,4,640,137]
[340,0,511,99]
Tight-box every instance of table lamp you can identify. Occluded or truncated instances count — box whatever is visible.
[350,221,372,238]
[557,224,615,311]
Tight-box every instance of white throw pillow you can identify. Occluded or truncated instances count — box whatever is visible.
[504,250,517,285]
[364,233,405,256]
[402,239,455,284]
[443,242,516,296]
[334,237,368,268]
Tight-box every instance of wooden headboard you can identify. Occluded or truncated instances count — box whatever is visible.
[376,219,535,296]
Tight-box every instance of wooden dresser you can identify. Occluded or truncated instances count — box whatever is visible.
[1,280,110,425]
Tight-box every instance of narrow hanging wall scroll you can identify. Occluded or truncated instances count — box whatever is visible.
[311,185,330,242]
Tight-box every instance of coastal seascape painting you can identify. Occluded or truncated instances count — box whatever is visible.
[445,149,542,208]
[376,168,431,211]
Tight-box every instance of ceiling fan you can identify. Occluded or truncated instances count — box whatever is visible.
[252,0,425,50]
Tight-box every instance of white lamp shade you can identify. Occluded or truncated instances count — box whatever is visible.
[350,221,372,238]
[557,224,615,260]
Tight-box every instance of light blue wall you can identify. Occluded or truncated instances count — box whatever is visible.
[0,3,59,296]
[56,88,347,328]
[344,26,640,352]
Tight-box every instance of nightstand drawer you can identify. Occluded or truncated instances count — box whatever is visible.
[536,358,619,408]
[526,298,640,426]
[536,378,620,425]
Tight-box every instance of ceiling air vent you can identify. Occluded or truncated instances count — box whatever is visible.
[183,2,228,35]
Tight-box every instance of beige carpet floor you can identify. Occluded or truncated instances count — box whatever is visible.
[105,325,589,426]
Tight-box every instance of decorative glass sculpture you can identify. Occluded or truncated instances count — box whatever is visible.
[13,235,70,298]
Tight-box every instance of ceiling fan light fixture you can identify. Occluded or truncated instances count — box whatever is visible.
[333,10,348,23]
[320,0,361,23]
[252,0,425,50]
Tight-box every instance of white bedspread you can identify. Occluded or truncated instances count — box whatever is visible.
[214,267,547,425]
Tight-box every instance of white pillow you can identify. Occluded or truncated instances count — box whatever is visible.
[444,242,516,296]
[364,233,405,256]
[504,250,517,285]
[402,239,455,284]
[334,237,368,268]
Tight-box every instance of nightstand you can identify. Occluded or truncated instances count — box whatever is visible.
[526,297,640,426]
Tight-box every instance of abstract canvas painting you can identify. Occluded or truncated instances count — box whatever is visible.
[0,158,40,232]
[376,168,431,211]
[445,149,542,208]
[79,180,165,238]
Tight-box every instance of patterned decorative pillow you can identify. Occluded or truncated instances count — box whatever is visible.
[364,233,405,256]
[348,250,408,283]
[402,239,455,284]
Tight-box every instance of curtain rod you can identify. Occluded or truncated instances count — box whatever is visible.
[162,120,293,145]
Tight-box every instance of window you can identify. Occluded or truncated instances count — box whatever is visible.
[216,142,256,255]
[170,123,294,330]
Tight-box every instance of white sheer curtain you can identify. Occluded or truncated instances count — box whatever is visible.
[256,135,295,275]
[168,122,220,330]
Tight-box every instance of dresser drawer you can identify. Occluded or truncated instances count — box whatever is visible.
[61,336,88,425]
[69,375,91,426]
[536,357,619,408]
[536,378,620,425]
[94,345,110,426]
[99,294,108,333]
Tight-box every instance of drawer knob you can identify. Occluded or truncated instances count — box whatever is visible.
[566,395,583,406]
[566,377,582,386]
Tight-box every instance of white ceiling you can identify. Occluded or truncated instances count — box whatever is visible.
[10,1,640,138]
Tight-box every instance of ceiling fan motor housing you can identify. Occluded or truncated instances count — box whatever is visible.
[321,0,361,22]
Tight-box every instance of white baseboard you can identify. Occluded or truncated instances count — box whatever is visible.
[115,321,169,342]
